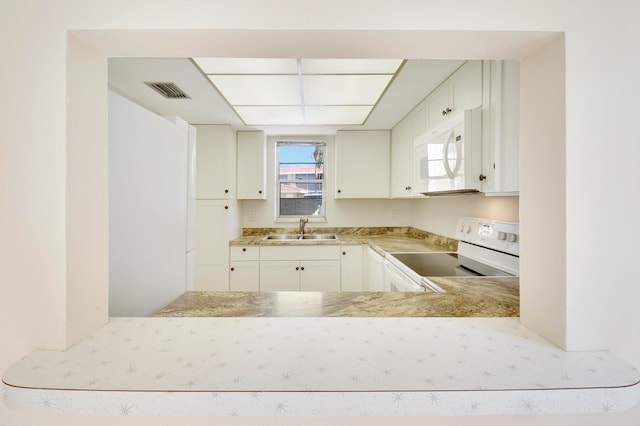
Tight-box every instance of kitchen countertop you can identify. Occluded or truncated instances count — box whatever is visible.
[230,226,459,254]
[4,316,639,416]
[153,276,519,318]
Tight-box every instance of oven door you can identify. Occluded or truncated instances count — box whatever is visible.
[383,260,425,292]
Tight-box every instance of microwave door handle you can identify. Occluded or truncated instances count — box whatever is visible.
[442,131,462,179]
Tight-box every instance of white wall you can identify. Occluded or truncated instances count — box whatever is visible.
[2,1,640,425]
[108,91,188,316]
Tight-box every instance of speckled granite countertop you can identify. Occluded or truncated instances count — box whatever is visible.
[230,226,458,254]
[154,276,519,318]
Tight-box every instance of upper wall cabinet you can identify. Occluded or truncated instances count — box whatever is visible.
[481,60,520,195]
[427,60,483,130]
[194,125,235,200]
[237,131,266,200]
[335,130,390,198]
[391,100,426,198]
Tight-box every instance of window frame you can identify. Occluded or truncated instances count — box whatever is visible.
[275,140,326,220]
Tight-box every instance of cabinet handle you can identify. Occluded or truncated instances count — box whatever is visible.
[442,107,452,116]
[230,267,235,272]
[479,174,487,181]
[405,186,412,191]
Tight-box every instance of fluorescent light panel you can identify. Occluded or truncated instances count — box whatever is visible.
[194,58,402,125]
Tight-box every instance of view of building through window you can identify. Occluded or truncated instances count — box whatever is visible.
[277,141,325,217]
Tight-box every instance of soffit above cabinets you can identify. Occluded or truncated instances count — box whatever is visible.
[193,58,403,126]
[107,57,464,135]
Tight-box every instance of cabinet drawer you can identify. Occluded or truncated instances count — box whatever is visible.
[230,246,260,261]
[260,245,341,261]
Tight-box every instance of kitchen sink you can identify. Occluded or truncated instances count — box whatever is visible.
[300,234,338,240]
[262,234,302,240]
[262,233,339,241]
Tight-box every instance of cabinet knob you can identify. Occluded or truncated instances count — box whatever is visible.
[479,174,487,181]
[442,107,452,116]
[296,266,300,271]
[242,247,247,252]
[337,189,341,194]
[224,205,229,210]
[300,266,305,271]
[258,190,262,194]
[230,267,235,272]
[405,186,412,191]
[224,189,229,194]
[342,251,346,255]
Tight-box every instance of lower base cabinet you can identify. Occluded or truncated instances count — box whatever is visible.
[229,246,260,291]
[259,245,342,292]
[259,259,341,292]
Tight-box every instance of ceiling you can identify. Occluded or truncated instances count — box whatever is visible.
[108,58,464,135]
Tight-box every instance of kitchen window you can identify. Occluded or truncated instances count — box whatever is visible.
[276,141,325,218]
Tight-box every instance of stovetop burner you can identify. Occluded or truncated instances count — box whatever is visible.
[388,252,481,277]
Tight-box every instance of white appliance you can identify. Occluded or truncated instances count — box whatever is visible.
[385,217,519,292]
[414,109,483,196]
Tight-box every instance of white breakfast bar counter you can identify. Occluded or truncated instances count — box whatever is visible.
[3,316,640,416]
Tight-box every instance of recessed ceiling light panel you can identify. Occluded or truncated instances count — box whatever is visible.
[194,58,403,125]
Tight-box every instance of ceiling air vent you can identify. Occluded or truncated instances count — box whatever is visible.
[144,82,190,99]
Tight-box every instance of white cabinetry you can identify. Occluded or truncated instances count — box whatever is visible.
[340,245,364,292]
[259,246,341,292]
[391,101,426,198]
[335,130,390,198]
[482,60,520,195]
[229,246,260,291]
[427,61,483,130]
[365,247,386,291]
[193,125,239,291]
[237,131,266,199]
[195,125,234,199]
[194,200,233,291]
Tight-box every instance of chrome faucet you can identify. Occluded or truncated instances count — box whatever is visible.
[299,217,309,235]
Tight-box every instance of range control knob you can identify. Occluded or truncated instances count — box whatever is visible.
[506,233,518,242]
[497,231,507,240]
[462,225,471,233]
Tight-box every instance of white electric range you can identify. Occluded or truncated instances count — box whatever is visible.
[385,217,519,292]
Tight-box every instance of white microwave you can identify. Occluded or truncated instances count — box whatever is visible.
[414,109,483,196]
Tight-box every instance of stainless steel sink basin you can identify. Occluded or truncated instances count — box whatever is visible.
[300,234,338,240]
[262,233,338,241]
[262,234,301,240]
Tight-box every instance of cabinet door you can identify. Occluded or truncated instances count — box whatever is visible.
[300,260,341,292]
[195,125,235,199]
[237,131,266,199]
[391,116,413,198]
[482,60,520,195]
[450,60,483,112]
[230,261,260,291]
[426,83,450,130]
[260,260,300,291]
[340,245,364,292]
[194,200,230,291]
[335,130,390,198]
